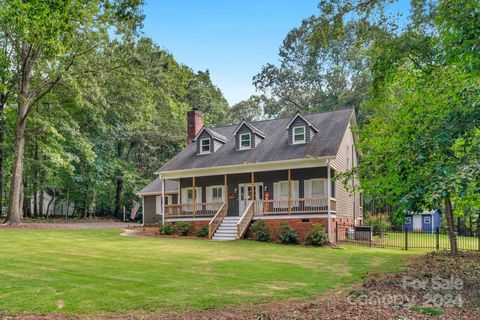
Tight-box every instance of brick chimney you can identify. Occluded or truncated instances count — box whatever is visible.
[187,107,204,144]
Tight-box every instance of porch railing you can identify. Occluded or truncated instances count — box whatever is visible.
[251,198,330,215]
[237,201,254,239]
[208,202,228,238]
[164,202,223,218]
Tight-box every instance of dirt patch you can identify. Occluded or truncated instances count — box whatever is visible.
[126,226,209,240]
[2,251,479,319]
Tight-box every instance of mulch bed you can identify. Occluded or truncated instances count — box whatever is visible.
[2,251,479,319]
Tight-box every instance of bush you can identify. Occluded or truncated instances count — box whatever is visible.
[249,221,271,242]
[176,222,193,236]
[197,225,209,237]
[305,224,328,246]
[363,214,390,230]
[277,223,299,244]
[159,224,174,235]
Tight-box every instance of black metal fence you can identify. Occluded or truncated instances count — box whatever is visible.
[335,223,480,251]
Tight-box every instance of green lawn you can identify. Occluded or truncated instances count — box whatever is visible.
[0,229,413,315]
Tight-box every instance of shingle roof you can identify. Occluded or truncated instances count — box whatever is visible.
[138,178,178,195]
[159,108,354,173]
[233,120,266,138]
[193,127,227,143]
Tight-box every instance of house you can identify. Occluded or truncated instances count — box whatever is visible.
[403,210,442,233]
[137,178,179,225]
[138,107,362,241]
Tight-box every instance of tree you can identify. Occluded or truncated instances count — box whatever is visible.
[230,95,266,122]
[345,0,480,253]
[252,2,384,119]
[0,0,143,224]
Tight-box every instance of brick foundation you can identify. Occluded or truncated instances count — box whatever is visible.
[253,217,357,244]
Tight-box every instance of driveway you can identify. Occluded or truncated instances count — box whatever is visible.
[0,221,140,230]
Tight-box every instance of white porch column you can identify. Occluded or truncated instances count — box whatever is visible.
[327,160,332,242]
[161,176,166,225]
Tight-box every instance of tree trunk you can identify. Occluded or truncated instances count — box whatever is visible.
[33,143,38,216]
[0,100,4,216]
[46,191,54,219]
[65,185,70,219]
[5,43,35,225]
[4,106,28,225]
[114,141,123,219]
[477,210,480,236]
[444,196,458,254]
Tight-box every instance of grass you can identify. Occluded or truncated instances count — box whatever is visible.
[410,306,444,316]
[0,229,413,315]
[369,232,479,250]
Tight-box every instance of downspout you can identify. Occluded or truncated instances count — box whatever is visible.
[161,176,165,225]
[142,196,145,227]
[327,159,332,242]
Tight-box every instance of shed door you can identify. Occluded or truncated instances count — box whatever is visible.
[413,215,422,231]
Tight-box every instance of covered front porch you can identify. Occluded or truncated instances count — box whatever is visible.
[160,166,337,220]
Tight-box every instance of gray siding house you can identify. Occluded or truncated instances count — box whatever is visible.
[138,107,362,241]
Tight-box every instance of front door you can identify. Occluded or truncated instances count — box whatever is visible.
[238,183,263,215]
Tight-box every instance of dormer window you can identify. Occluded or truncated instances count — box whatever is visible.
[193,127,226,155]
[292,126,306,144]
[239,133,251,150]
[200,138,211,154]
[286,113,318,145]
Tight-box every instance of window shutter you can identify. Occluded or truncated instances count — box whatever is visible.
[196,187,202,203]
[292,180,299,206]
[292,181,299,198]
[181,189,188,204]
[304,180,312,199]
[155,196,162,215]
[206,187,212,203]
[221,186,225,201]
[324,179,329,198]
[273,182,280,200]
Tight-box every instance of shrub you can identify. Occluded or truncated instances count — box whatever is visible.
[363,214,391,235]
[159,224,174,235]
[197,225,209,237]
[277,223,299,244]
[176,222,193,236]
[249,221,271,242]
[363,214,390,230]
[305,224,328,246]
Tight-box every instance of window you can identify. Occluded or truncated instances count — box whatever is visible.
[273,180,299,208]
[280,181,289,197]
[423,215,431,224]
[181,187,201,211]
[331,180,336,198]
[239,133,251,150]
[200,138,211,154]
[405,216,411,224]
[155,195,172,215]
[212,186,223,202]
[304,179,327,199]
[292,126,306,144]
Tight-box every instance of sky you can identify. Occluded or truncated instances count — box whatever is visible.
[142,0,320,106]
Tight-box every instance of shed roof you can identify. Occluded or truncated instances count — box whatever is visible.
[137,178,178,195]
